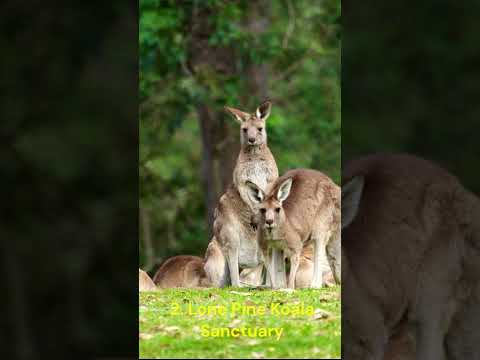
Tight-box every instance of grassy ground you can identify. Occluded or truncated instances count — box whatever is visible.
[139,286,341,359]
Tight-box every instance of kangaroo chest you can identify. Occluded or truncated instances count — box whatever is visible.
[262,227,302,258]
[235,158,277,192]
[264,235,291,256]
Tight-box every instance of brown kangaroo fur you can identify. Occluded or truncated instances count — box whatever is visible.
[342,153,480,360]
[204,236,324,288]
[295,244,336,288]
[247,169,341,288]
[204,186,265,287]
[204,236,265,287]
[139,269,157,291]
[152,255,211,288]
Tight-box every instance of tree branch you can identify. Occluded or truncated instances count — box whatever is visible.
[282,0,296,49]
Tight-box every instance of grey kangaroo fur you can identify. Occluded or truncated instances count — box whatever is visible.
[342,154,480,360]
[203,101,279,287]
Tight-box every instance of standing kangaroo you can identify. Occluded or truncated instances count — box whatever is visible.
[341,154,480,360]
[226,101,279,212]
[203,101,279,287]
[246,169,341,289]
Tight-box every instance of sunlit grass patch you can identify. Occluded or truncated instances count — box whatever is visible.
[139,287,341,359]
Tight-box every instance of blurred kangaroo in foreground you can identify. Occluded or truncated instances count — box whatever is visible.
[152,255,211,288]
[341,154,480,360]
[139,269,157,291]
[246,169,341,288]
[204,101,279,287]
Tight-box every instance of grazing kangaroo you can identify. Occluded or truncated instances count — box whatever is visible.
[341,154,480,360]
[204,101,279,287]
[139,269,157,291]
[246,169,341,289]
[152,255,211,288]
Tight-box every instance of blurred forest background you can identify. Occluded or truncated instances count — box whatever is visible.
[343,0,480,193]
[139,0,341,271]
[1,1,137,358]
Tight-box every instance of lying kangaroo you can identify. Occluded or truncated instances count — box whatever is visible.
[139,269,157,291]
[204,101,279,287]
[246,169,341,288]
[341,153,480,360]
[152,255,211,288]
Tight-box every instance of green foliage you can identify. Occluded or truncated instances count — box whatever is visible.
[139,287,341,359]
[140,0,341,265]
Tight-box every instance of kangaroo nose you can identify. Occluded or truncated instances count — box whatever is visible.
[248,137,255,144]
[266,218,273,225]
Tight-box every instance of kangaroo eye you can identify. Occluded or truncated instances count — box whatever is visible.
[260,208,266,214]
[243,128,247,133]
[257,127,263,132]
[275,208,281,213]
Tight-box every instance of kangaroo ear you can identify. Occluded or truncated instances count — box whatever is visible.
[245,181,265,205]
[255,100,272,121]
[276,178,293,203]
[224,106,249,123]
[342,176,365,229]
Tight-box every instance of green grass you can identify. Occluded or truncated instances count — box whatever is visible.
[139,286,341,359]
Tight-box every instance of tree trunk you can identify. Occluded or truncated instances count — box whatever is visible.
[140,206,154,272]
[244,1,270,102]
[197,104,221,235]
[188,1,270,237]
